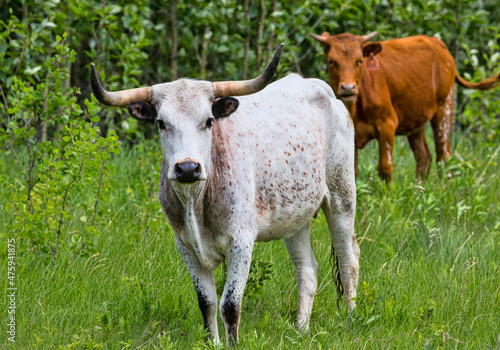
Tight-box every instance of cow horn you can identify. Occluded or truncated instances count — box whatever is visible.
[362,31,378,42]
[90,63,152,106]
[310,33,328,44]
[212,43,284,98]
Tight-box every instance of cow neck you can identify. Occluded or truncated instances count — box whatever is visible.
[203,119,236,227]
[345,100,357,118]
[168,172,220,269]
[207,120,232,194]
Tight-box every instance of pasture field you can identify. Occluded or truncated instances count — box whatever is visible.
[1,127,499,349]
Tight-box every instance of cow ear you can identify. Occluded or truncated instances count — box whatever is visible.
[362,42,382,57]
[127,101,157,121]
[212,97,239,119]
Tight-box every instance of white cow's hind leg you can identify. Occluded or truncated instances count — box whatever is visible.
[175,235,220,345]
[284,224,318,331]
[322,192,359,311]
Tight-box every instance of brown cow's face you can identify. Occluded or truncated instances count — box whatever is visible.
[312,32,382,105]
[325,35,365,103]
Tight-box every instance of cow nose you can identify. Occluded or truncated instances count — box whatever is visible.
[174,161,202,182]
[340,83,356,95]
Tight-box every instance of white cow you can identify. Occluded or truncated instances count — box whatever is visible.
[91,45,360,345]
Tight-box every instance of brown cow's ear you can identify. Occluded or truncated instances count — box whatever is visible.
[212,97,239,119]
[362,42,382,57]
[127,101,157,121]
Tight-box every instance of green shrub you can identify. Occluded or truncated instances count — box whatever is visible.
[0,34,120,262]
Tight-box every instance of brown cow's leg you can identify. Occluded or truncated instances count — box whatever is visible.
[431,88,454,163]
[354,120,375,178]
[407,126,432,178]
[377,121,397,183]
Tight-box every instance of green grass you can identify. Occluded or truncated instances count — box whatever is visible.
[1,127,499,349]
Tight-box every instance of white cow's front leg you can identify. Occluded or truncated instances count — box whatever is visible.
[284,224,319,331]
[175,235,220,345]
[220,238,254,345]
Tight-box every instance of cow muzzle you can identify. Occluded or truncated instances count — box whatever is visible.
[174,159,203,183]
[339,83,357,102]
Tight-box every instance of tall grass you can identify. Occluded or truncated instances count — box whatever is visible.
[1,127,499,349]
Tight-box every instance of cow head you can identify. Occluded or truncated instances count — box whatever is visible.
[310,31,381,104]
[90,44,283,188]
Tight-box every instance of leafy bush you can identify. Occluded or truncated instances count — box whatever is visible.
[0,34,120,261]
[457,30,500,142]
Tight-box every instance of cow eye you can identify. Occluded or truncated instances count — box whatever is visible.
[157,119,165,130]
[356,60,363,66]
[328,60,337,67]
[206,117,215,128]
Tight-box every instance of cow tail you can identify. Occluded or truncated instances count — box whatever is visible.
[455,70,500,91]
[330,242,344,308]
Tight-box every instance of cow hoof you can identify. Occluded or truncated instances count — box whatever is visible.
[295,319,311,334]
[379,172,392,183]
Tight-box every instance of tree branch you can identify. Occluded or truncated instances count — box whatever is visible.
[170,0,178,80]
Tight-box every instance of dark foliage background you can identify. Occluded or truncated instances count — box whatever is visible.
[2,0,499,140]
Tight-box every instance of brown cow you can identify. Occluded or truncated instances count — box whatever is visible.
[311,32,500,182]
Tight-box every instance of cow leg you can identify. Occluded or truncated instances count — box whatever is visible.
[175,235,220,345]
[322,187,359,311]
[431,88,453,162]
[407,126,432,178]
[353,120,375,178]
[220,238,253,345]
[284,224,319,331]
[376,122,396,183]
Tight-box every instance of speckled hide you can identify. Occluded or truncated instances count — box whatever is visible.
[155,73,359,345]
